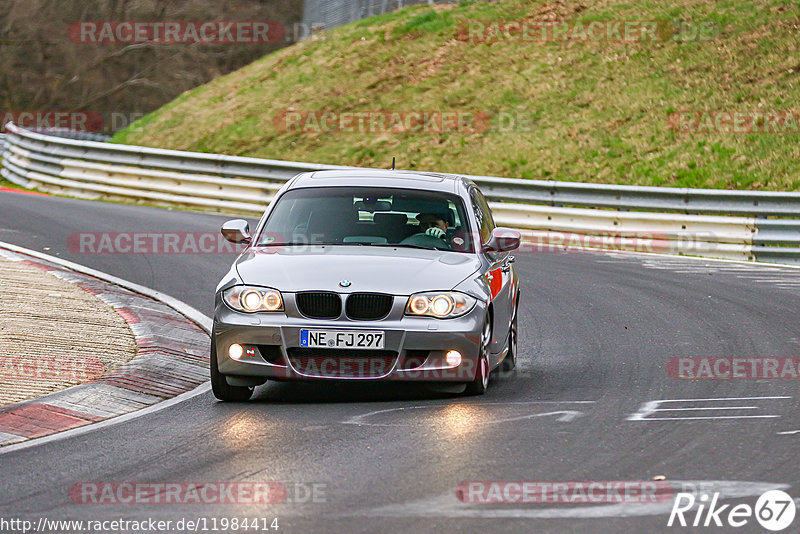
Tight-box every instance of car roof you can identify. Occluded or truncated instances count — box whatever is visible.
[287,169,473,194]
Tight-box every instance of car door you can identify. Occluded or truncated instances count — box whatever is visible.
[469,187,513,360]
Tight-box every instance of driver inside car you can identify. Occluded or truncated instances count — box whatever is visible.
[417,212,449,240]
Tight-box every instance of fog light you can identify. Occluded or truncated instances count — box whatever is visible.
[445,350,462,367]
[229,343,244,360]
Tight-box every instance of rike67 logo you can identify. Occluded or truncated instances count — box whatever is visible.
[668,490,796,531]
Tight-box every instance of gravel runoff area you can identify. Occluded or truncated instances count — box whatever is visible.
[0,253,137,405]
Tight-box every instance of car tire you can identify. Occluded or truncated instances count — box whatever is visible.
[465,316,491,396]
[501,299,519,372]
[211,334,254,402]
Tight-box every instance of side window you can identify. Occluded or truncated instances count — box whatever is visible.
[470,188,495,245]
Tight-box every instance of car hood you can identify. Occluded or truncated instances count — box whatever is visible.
[235,246,481,295]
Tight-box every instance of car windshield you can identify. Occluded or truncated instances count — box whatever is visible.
[254,186,475,253]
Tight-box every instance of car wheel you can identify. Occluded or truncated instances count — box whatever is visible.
[211,334,254,402]
[501,299,519,372]
[465,316,491,395]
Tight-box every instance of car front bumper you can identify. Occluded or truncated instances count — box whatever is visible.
[213,297,485,383]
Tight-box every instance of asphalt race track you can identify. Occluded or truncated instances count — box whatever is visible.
[2,191,799,533]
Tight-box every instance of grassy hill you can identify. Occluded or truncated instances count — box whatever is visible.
[113,0,800,190]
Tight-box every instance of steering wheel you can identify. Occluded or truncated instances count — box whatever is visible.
[399,233,452,250]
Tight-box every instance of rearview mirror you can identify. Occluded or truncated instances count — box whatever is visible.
[221,219,251,244]
[482,227,521,253]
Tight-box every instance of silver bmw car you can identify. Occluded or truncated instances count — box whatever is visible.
[212,169,521,401]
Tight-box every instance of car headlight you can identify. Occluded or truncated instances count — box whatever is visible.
[223,286,284,313]
[405,292,476,318]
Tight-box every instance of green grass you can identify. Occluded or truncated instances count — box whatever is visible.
[0,176,21,189]
[113,0,800,190]
[0,162,29,190]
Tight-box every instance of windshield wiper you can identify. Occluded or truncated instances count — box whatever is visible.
[255,242,347,247]
[254,242,449,250]
[367,243,447,251]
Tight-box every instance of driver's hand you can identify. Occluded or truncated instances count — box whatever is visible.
[425,227,446,239]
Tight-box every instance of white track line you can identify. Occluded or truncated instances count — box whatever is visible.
[0,383,211,454]
[603,249,800,270]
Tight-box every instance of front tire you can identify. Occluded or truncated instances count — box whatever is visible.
[465,316,491,395]
[211,335,254,402]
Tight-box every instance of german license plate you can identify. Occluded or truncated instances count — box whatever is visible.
[300,329,385,349]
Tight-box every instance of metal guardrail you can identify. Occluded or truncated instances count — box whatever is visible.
[0,129,106,145]
[2,122,799,265]
[25,129,110,143]
[474,176,800,218]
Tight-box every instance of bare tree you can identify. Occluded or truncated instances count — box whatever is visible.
[0,0,302,132]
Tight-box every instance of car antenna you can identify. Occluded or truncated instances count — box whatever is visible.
[391,157,395,170]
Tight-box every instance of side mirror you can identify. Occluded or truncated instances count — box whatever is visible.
[482,227,521,253]
[221,219,251,244]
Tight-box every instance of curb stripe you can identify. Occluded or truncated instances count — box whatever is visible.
[0,243,212,452]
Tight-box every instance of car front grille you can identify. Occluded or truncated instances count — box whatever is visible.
[286,348,398,378]
[296,291,341,319]
[345,293,393,320]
